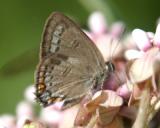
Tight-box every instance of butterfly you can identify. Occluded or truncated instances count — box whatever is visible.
[35,12,115,109]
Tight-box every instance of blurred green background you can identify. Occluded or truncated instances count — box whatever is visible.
[0,0,160,114]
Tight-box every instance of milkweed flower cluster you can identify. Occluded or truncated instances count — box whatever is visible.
[0,11,160,128]
[84,11,125,62]
[77,12,160,128]
[0,85,79,128]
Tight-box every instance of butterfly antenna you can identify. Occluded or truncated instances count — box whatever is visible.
[114,70,125,87]
[110,27,126,61]
[109,42,124,84]
[120,67,131,90]
[107,37,112,63]
[112,39,120,61]
[109,27,127,86]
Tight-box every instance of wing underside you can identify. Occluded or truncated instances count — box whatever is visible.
[35,12,107,109]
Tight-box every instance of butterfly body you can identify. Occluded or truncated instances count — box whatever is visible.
[35,12,110,109]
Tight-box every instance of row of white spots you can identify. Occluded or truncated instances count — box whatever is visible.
[50,25,64,53]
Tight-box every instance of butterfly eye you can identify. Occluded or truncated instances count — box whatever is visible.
[105,61,115,72]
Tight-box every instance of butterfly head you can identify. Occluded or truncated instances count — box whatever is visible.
[105,61,115,73]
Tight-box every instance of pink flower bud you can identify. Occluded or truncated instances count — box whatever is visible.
[147,32,154,41]
[117,84,131,99]
[40,105,62,125]
[0,114,16,128]
[110,22,125,38]
[16,101,34,119]
[88,12,107,35]
[24,85,36,104]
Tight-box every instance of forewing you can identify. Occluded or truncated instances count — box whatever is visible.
[40,12,105,70]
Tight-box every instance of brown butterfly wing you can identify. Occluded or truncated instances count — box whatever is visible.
[35,12,108,109]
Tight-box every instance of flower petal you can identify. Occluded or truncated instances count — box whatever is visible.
[155,100,160,110]
[86,90,123,125]
[96,35,123,61]
[154,23,160,47]
[132,29,152,51]
[147,32,154,41]
[74,95,92,126]
[86,90,108,113]
[125,49,143,60]
[99,90,123,107]
[74,105,92,126]
[129,47,159,83]
[97,106,120,125]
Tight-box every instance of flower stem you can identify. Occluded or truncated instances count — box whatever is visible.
[86,115,97,128]
[132,82,151,128]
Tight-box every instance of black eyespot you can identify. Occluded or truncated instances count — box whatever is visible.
[105,61,115,72]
